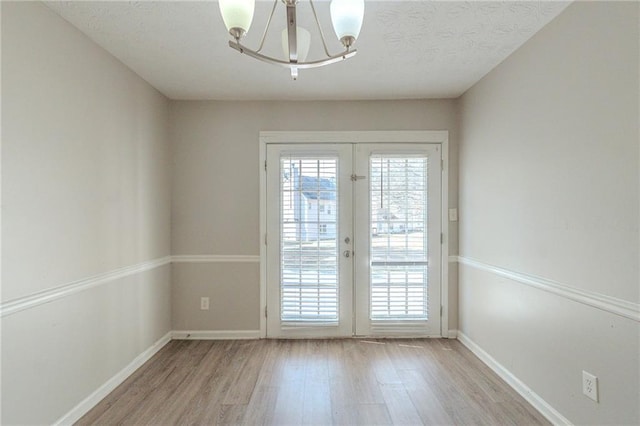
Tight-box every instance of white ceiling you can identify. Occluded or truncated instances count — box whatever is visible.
[45,1,571,100]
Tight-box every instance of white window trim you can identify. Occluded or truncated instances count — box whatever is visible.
[259,131,450,338]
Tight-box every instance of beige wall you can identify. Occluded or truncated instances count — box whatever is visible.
[458,2,639,424]
[1,2,171,424]
[170,100,459,331]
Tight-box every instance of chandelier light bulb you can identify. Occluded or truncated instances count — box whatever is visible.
[219,0,255,39]
[330,0,364,47]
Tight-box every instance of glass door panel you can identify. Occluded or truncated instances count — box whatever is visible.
[370,156,429,320]
[280,156,339,323]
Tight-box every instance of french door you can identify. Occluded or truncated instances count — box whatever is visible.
[266,142,441,338]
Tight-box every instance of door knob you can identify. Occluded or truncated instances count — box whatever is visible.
[343,250,351,258]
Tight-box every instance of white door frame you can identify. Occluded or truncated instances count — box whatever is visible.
[259,131,450,338]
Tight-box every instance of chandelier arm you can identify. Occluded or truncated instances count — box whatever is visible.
[229,40,356,70]
[309,0,332,58]
[256,0,279,54]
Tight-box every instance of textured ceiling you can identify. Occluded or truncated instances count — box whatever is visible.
[45,1,571,100]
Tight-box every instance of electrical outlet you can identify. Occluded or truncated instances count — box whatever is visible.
[582,371,599,402]
[200,297,210,310]
[448,208,458,222]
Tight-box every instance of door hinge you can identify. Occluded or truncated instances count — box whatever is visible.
[265,306,268,318]
[264,160,267,171]
[264,233,268,246]
[440,305,443,317]
[440,233,444,244]
[441,159,444,170]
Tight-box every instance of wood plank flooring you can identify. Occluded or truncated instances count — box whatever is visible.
[77,339,550,425]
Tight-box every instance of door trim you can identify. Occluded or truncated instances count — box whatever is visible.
[259,131,450,338]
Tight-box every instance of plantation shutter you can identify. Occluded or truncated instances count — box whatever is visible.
[280,155,339,323]
[369,155,429,320]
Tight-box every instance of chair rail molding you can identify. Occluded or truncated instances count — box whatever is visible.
[0,256,172,317]
[171,255,260,263]
[455,255,639,322]
[1,255,264,317]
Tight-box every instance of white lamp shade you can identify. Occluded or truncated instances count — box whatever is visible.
[219,0,255,34]
[281,27,311,62]
[330,0,364,41]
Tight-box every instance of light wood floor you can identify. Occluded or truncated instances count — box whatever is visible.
[78,339,549,425]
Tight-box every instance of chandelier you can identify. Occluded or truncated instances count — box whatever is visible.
[218,0,365,80]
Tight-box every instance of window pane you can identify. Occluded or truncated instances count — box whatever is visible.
[281,156,338,321]
[369,156,428,320]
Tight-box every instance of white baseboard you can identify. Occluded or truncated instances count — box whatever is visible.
[53,330,258,424]
[54,331,172,426]
[171,330,261,340]
[447,329,458,339]
[457,331,572,426]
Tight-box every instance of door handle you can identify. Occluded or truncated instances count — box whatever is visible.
[343,250,351,258]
